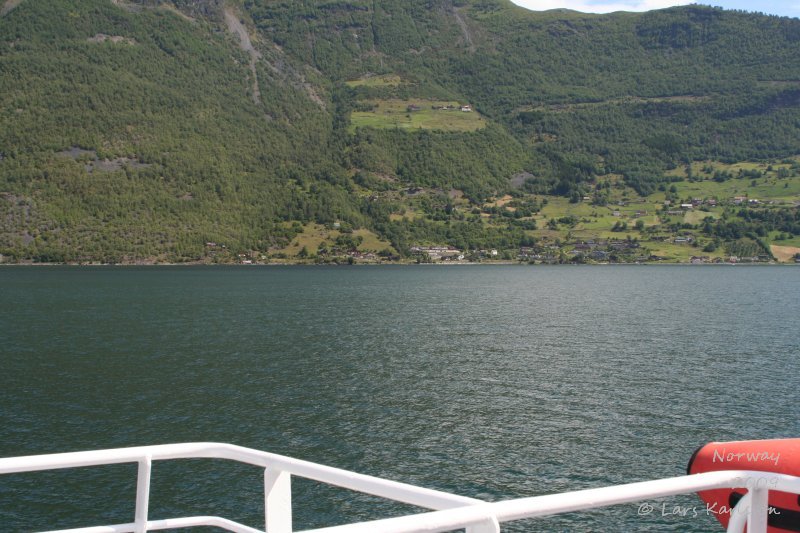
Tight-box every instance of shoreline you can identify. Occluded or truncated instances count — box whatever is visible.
[0,261,795,267]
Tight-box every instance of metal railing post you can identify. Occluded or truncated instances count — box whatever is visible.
[465,514,500,533]
[1,443,799,533]
[747,488,769,533]
[726,491,750,533]
[134,455,152,533]
[264,468,292,533]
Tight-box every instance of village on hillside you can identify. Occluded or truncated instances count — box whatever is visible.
[202,178,800,266]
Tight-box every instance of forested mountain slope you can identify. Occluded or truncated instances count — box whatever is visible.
[1,0,798,262]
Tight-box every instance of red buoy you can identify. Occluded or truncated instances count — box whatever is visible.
[687,439,800,531]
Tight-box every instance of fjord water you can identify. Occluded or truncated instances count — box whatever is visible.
[0,265,797,532]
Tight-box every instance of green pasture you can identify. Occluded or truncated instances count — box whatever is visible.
[350,99,486,132]
[682,209,719,224]
[664,159,800,202]
[648,242,713,262]
[671,179,800,202]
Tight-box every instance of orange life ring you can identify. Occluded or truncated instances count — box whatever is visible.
[687,439,800,531]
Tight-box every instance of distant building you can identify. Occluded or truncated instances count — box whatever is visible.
[460,105,472,112]
[519,247,541,260]
[610,241,639,250]
[410,245,462,261]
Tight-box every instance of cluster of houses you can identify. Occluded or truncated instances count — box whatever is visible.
[571,240,640,261]
[691,255,772,264]
[409,246,465,261]
[345,250,378,261]
[658,195,776,218]
[732,196,761,205]
[204,241,228,258]
[676,198,717,208]
[571,240,640,252]
[409,246,501,261]
[517,240,645,263]
[217,240,786,265]
[518,248,559,263]
[727,255,772,263]
[408,104,473,112]
[663,196,765,214]
[612,209,648,217]
[664,198,717,214]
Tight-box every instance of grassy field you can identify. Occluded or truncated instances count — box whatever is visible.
[533,196,659,238]
[352,228,394,252]
[281,223,394,257]
[648,242,721,262]
[350,99,486,132]
[389,208,423,221]
[284,223,332,256]
[665,159,800,202]
[682,209,719,224]
[769,232,800,247]
[345,74,404,88]
[671,179,800,202]
[770,245,800,262]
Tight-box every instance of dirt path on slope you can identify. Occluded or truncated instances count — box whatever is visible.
[224,7,262,105]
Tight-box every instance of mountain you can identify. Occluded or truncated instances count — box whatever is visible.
[0,0,799,263]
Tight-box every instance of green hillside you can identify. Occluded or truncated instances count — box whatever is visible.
[0,0,798,263]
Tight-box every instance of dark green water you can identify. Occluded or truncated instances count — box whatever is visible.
[0,265,798,532]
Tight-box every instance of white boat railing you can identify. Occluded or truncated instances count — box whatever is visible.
[0,442,798,533]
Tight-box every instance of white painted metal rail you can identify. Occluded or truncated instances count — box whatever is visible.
[0,442,798,533]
